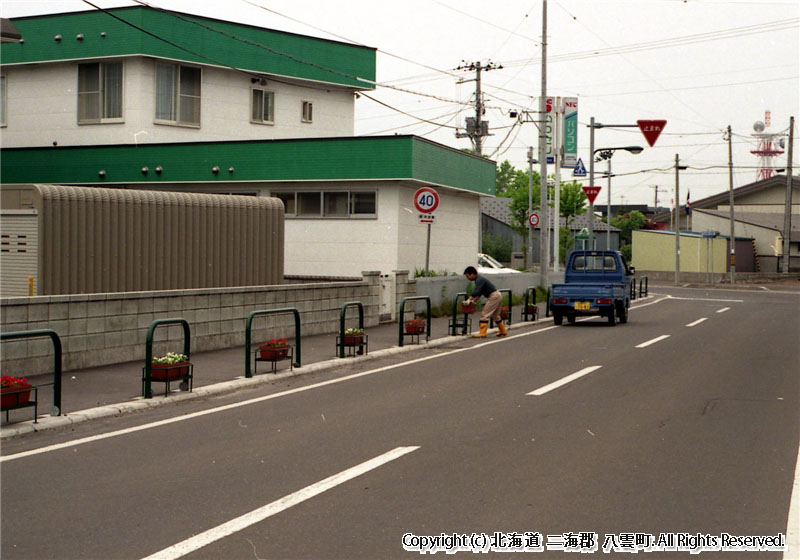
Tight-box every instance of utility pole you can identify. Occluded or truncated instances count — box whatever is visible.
[726,125,735,284]
[782,116,795,274]
[538,0,549,288]
[455,60,501,156]
[674,154,687,286]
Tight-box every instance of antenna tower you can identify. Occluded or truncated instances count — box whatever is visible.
[751,110,785,181]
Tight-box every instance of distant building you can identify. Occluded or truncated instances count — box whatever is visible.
[650,175,800,272]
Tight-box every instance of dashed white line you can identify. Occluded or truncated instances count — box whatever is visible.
[527,366,603,396]
[716,307,731,313]
[635,335,671,348]
[142,446,420,560]
[686,318,708,327]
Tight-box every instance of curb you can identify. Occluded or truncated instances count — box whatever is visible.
[1,321,539,439]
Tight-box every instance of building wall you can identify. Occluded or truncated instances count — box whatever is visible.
[1,57,354,148]
[395,184,480,277]
[692,211,780,257]
[632,230,727,274]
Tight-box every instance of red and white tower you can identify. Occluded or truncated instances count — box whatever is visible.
[751,110,785,181]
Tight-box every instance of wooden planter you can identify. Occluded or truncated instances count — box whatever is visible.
[259,347,289,361]
[150,362,190,380]
[1,384,32,409]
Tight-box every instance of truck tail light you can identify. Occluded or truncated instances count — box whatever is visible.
[596,298,612,305]
[552,298,568,304]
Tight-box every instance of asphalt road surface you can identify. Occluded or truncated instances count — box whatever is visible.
[2,286,799,559]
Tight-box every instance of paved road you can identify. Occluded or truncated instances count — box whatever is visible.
[2,287,798,559]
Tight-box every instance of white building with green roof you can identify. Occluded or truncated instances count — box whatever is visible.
[1,6,495,281]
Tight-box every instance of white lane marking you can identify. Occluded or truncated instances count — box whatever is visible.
[1,324,565,463]
[141,446,419,560]
[635,335,671,348]
[784,444,800,559]
[527,366,602,396]
[716,307,731,313]
[686,318,708,327]
[658,294,744,303]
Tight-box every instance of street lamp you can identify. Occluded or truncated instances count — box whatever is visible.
[593,146,644,250]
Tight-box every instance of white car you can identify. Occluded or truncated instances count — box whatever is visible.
[477,253,520,274]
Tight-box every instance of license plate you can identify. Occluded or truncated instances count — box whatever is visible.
[574,301,590,310]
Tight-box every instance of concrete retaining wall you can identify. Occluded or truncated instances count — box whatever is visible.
[1,272,381,376]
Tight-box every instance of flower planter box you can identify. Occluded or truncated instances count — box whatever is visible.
[499,306,509,320]
[404,325,425,335]
[259,347,289,361]
[460,302,477,315]
[343,334,364,346]
[1,384,32,409]
[150,362,190,380]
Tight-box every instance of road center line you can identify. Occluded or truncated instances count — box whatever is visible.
[527,366,602,396]
[635,335,671,348]
[686,318,708,327]
[716,307,731,313]
[141,446,419,560]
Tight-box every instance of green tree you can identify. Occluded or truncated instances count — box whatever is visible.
[495,160,516,197]
[611,210,646,245]
[559,181,587,220]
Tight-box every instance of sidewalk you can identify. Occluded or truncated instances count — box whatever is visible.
[2,310,545,438]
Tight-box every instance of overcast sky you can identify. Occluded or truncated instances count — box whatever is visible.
[3,0,798,206]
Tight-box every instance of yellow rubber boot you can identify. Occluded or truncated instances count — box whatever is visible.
[496,321,507,337]
[472,321,489,338]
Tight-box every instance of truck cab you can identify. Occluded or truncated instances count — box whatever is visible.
[549,250,635,326]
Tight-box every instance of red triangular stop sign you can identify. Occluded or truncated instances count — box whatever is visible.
[582,185,601,205]
[637,119,667,147]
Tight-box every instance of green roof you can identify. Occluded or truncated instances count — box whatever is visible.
[2,6,375,89]
[0,136,496,196]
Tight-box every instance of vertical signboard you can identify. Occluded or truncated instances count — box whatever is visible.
[562,97,578,168]
[545,97,555,164]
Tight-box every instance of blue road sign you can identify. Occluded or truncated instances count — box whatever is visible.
[573,158,587,177]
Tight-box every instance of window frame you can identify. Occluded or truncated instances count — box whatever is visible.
[250,87,275,125]
[272,190,377,219]
[154,61,202,128]
[77,61,124,124]
[301,100,313,123]
[0,74,6,127]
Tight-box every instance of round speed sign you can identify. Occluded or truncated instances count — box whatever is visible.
[528,212,540,227]
[414,187,439,214]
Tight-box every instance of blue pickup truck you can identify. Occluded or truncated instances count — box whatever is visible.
[549,250,635,326]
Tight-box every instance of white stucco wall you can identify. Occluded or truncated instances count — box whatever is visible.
[277,182,480,277]
[1,57,355,147]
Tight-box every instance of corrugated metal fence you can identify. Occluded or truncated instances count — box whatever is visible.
[26,185,283,294]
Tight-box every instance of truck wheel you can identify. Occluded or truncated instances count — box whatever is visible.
[607,307,617,326]
[617,302,628,324]
[567,314,576,324]
[553,313,563,326]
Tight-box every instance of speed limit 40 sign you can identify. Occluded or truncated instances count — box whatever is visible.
[414,187,439,223]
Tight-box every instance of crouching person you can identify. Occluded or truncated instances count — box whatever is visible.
[463,266,507,338]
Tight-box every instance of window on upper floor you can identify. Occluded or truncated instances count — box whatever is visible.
[0,74,6,126]
[78,61,123,123]
[155,62,201,126]
[301,100,313,123]
[251,88,275,124]
[272,191,377,219]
